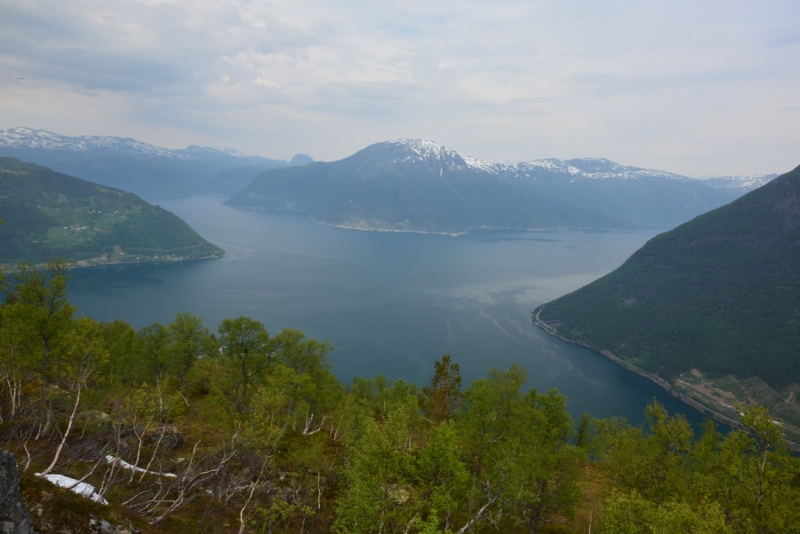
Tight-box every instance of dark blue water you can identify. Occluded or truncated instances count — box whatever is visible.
[68,196,714,430]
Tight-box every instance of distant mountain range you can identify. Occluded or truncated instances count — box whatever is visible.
[0,157,223,265]
[536,164,800,429]
[0,128,313,197]
[226,139,775,234]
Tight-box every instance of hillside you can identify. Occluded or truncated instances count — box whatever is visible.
[0,157,224,265]
[0,269,797,533]
[0,128,312,197]
[226,139,766,234]
[537,164,800,425]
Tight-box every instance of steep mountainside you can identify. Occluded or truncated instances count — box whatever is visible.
[0,158,223,265]
[536,164,800,420]
[0,128,312,197]
[226,139,768,234]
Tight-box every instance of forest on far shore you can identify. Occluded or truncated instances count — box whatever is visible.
[1,261,799,533]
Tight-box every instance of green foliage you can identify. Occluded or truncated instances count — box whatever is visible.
[421,355,464,424]
[167,312,213,390]
[334,408,417,534]
[1,263,800,533]
[601,491,731,534]
[218,316,273,412]
[595,402,800,534]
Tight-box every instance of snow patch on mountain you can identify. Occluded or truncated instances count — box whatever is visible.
[697,174,778,189]
[0,127,181,158]
[0,127,252,161]
[378,140,705,183]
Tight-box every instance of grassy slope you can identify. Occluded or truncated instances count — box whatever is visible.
[538,164,800,390]
[0,157,224,265]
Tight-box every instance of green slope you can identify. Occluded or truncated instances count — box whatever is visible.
[0,157,224,265]
[537,164,800,390]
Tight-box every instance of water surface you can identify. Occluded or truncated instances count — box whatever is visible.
[69,196,710,428]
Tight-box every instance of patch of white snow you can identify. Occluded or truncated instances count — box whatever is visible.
[105,455,177,478]
[36,473,108,504]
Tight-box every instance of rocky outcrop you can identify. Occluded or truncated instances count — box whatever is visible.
[0,449,34,534]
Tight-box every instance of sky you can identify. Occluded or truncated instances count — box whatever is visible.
[1,0,799,176]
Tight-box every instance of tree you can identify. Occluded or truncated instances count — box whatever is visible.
[99,320,140,386]
[594,401,693,502]
[641,401,694,502]
[501,389,583,533]
[708,405,800,533]
[274,328,339,434]
[421,355,464,424]
[416,421,470,532]
[167,312,211,390]
[138,323,172,410]
[575,412,593,451]
[218,316,273,413]
[5,260,75,437]
[335,408,417,534]
[275,328,333,377]
[40,317,108,475]
[602,490,731,534]
[458,365,526,531]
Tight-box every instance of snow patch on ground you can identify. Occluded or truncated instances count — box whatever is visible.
[106,455,177,478]
[36,473,108,504]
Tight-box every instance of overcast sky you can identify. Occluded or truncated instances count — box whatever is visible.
[1,0,798,175]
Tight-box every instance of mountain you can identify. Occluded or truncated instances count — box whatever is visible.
[225,139,771,234]
[205,166,275,196]
[0,157,224,265]
[536,164,800,426]
[0,128,312,197]
[698,173,778,190]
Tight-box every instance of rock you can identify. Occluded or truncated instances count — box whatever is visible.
[0,449,35,534]
[88,516,140,534]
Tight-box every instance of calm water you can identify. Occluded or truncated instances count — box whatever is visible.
[68,196,711,428]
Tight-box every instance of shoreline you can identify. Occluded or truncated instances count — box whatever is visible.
[531,305,800,447]
[228,205,642,237]
[3,252,224,272]
[69,253,224,270]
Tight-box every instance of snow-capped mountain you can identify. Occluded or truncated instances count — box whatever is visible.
[0,127,253,160]
[373,139,764,187]
[227,138,771,234]
[699,174,779,190]
[0,127,312,197]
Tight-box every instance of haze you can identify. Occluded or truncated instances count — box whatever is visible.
[1,0,799,176]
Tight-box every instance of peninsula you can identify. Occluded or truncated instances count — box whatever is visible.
[0,157,224,266]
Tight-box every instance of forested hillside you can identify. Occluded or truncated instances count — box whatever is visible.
[0,262,798,533]
[536,164,800,426]
[0,158,223,265]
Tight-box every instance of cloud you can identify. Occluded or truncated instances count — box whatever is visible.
[0,0,799,175]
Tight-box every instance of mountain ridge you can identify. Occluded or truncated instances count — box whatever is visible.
[226,138,774,234]
[0,127,313,197]
[535,163,800,426]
